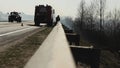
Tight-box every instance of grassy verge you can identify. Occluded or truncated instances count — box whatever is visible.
[80,40,93,46]
[80,39,120,68]
[100,50,120,68]
[0,27,52,68]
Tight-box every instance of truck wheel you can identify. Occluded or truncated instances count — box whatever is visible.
[35,22,40,26]
[8,18,11,22]
[17,17,21,23]
[47,21,53,27]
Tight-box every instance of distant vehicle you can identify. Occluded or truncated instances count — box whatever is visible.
[34,5,55,26]
[8,11,21,23]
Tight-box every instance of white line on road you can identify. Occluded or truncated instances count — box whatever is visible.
[0,27,35,37]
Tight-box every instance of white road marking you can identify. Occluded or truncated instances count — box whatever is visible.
[0,27,35,37]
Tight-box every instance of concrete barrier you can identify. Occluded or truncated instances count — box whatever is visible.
[24,22,76,68]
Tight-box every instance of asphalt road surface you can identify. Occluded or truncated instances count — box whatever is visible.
[0,22,40,52]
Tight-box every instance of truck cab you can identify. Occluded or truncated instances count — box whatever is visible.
[8,11,21,23]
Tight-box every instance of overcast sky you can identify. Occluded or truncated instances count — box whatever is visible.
[0,0,120,18]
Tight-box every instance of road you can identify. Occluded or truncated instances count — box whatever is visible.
[0,22,40,52]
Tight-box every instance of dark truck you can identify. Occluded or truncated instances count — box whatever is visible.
[8,11,21,23]
[34,5,55,26]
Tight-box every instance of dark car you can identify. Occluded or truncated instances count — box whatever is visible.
[8,11,21,23]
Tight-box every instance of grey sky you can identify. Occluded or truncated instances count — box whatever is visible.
[0,0,120,18]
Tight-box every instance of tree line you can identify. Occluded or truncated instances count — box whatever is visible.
[74,0,120,50]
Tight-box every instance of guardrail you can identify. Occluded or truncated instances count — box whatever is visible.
[24,22,76,68]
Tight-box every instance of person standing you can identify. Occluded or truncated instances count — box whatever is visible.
[54,15,60,26]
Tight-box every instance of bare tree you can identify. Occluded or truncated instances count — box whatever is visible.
[90,0,106,30]
[100,0,106,31]
[85,0,99,30]
[107,9,120,34]
[78,0,86,30]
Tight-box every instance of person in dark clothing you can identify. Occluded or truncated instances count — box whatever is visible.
[56,15,60,22]
[54,15,60,26]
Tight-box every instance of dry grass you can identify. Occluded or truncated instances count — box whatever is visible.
[100,50,120,68]
[80,38,120,68]
[0,27,52,68]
